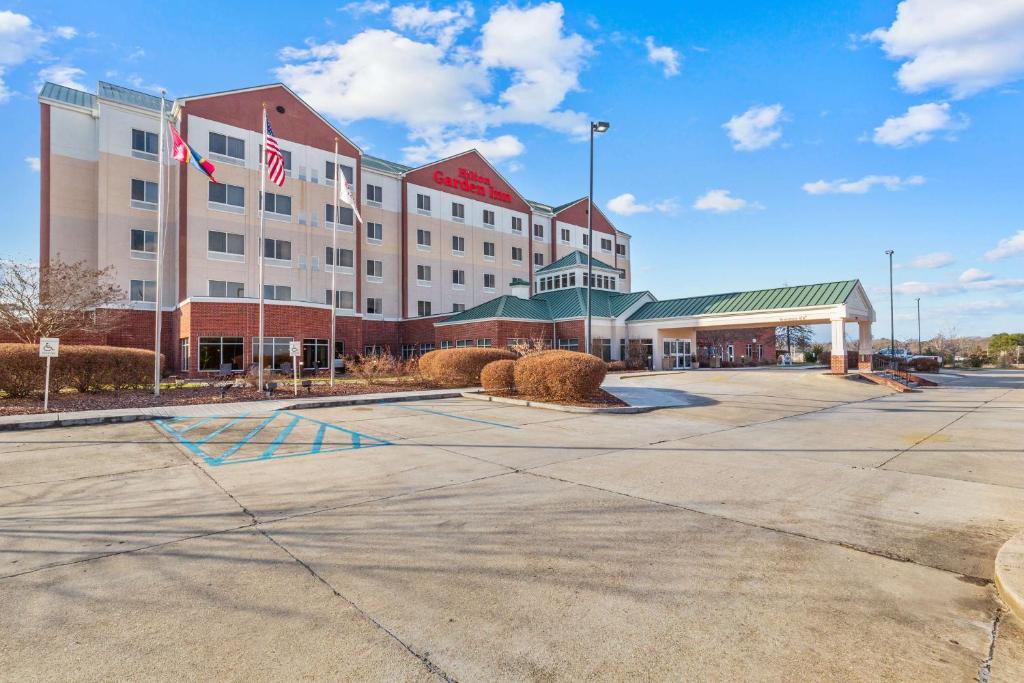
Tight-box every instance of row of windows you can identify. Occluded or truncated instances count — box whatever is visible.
[537,272,617,292]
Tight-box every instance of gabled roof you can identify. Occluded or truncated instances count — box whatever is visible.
[362,154,412,175]
[439,295,553,324]
[405,148,531,209]
[528,199,555,214]
[437,288,654,325]
[552,197,586,214]
[627,280,860,321]
[39,82,96,110]
[536,250,621,274]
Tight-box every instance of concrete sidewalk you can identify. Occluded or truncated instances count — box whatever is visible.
[0,387,477,431]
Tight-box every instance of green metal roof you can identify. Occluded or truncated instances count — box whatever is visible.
[39,82,96,109]
[97,81,167,111]
[509,277,530,286]
[438,295,553,324]
[627,280,859,321]
[528,200,555,214]
[536,250,620,274]
[438,288,653,324]
[552,198,585,214]
[362,154,413,175]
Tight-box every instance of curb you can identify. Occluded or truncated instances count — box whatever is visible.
[0,390,480,432]
[995,530,1024,624]
[461,392,654,414]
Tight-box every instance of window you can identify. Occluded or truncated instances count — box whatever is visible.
[560,228,570,243]
[208,230,244,257]
[252,337,293,371]
[483,209,495,227]
[452,269,465,286]
[325,162,353,185]
[456,339,471,348]
[417,264,432,283]
[582,233,589,246]
[533,223,544,239]
[417,300,432,317]
[483,241,495,259]
[199,336,243,372]
[180,338,190,372]
[557,338,580,351]
[452,303,466,313]
[325,247,353,268]
[416,229,431,248]
[420,342,435,355]
[131,129,158,156]
[727,344,735,362]
[366,297,383,315]
[569,273,576,286]
[616,243,626,256]
[262,192,292,217]
[512,216,523,233]
[366,259,383,278]
[263,238,291,261]
[534,253,544,267]
[609,277,616,291]
[366,222,383,242]
[303,338,330,371]
[483,273,496,290]
[757,344,764,360]
[477,339,492,347]
[263,284,291,301]
[130,279,156,302]
[601,237,612,251]
[451,202,465,221]
[746,344,753,358]
[364,344,383,356]
[400,344,418,360]
[260,145,292,173]
[209,182,244,209]
[511,246,523,262]
[326,289,354,309]
[130,229,157,255]
[209,132,245,160]
[208,280,244,298]
[452,235,465,254]
[325,204,354,227]
[593,338,611,362]
[416,193,431,213]
[131,179,158,208]
[366,184,383,205]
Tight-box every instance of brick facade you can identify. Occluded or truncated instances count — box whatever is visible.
[695,327,777,364]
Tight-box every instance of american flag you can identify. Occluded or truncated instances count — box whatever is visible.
[264,118,285,187]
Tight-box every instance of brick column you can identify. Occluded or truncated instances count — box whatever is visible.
[857,320,873,371]
[830,318,848,374]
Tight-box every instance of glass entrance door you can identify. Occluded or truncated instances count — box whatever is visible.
[664,340,692,369]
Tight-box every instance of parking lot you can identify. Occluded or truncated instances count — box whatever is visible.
[2,368,1023,680]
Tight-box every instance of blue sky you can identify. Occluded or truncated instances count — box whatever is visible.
[3,1,1024,340]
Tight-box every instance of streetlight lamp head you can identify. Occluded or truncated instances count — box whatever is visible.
[592,121,610,133]
[885,249,894,256]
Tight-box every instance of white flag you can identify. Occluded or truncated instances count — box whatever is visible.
[338,172,363,224]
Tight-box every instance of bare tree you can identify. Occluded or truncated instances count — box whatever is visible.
[0,259,126,344]
[775,325,813,355]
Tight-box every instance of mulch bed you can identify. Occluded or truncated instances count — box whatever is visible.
[0,379,438,416]
[483,388,628,408]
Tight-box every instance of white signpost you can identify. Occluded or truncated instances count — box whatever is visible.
[39,338,59,412]
[289,341,301,396]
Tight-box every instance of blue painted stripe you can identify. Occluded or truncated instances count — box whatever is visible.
[178,417,214,434]
[279,410,391,445]
[155,420,217,466]
[389,404,518,429]
[196,414,250,444]
[216,441,389,465]
[260,414,301,459]
[311,424,327,454]
[216,413,279,463]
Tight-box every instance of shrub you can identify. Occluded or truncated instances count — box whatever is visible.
[605,360,627,372]
[419,348,516,387]
[0,344,162,397]
[481,359,516,393]
[352,352,399,385]
[513,350,606,402]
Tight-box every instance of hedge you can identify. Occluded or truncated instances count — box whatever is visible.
[0,344,164,397]
[513,350,606,401]
[418,348,517,387]
[480,359,516,393]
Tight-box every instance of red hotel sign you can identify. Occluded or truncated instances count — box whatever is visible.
[433,167,512,203]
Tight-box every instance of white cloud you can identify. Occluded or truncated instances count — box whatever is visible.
[37,64,86,91]
[0,11,45,102]
[277,2,591,163]
[402,133,524,165]
[54,26,76,39]
[341,0,390,15]
[802,174,925,195]
[723,103,785,151]
[693,189,759,213]
[868,0,1024,98]
[390,2,474,51]
[958,267,992,283]
[644,36,680,77]
[606,193,680,217]
[25,156,39,172]
[898,252,954,269]
[984,229,1024,260]
[872,102,968,147]
[965,277,1024,291]
[892,274,1024,296]
[892,281,961,296]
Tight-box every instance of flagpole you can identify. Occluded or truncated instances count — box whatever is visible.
[257,105,267,392]
[153,90,167,396]
[330,138,338,387]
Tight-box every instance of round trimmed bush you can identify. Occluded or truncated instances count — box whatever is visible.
[0,344,164,397]
[513,350,607,401]
[480,359,515,394]
[418,348,517,388]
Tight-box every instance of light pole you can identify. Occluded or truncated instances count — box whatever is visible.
[586,120,610,355]
[885,249,895,371]
[916,297,922,355]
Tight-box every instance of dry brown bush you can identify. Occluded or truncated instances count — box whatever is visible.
[513,349,607,401]
[480,359,516,393]
[419,348,516,387]
[0,344,162,397]
[352,352,399,385]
